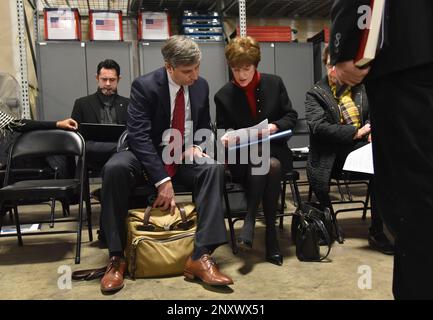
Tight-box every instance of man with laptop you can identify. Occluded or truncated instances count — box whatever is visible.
[71,59,128,247]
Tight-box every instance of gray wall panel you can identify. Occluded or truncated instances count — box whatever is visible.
[139,41,165,76]
[37,42,87,120]
[85,42,133,99]
[259,42,275,75]
[274,42,314,118]
[197,42,228,122]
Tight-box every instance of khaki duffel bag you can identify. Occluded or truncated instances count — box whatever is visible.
[125,203,196,279]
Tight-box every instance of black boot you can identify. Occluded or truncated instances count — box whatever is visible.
[265,226,283,266]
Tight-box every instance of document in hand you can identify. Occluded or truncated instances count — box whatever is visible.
[228,129,292,151]
[224,119,268,146]
[355,0,386,67]
[343,143,374,174]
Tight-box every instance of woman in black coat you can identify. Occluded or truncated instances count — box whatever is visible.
[215,36,298,266]
[305,45,393,254]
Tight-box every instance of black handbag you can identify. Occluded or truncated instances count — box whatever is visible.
[291,203,333,262]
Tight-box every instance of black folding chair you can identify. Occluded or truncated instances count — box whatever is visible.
[0,130,92,264]
[223,169,303,255]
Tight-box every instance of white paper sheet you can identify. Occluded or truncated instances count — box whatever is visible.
[343,143,374,174]
[223,119,268,146]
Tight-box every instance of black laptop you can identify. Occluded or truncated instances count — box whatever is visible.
[79,123,126,142]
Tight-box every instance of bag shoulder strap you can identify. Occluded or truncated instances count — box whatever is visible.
[309,215,332,261]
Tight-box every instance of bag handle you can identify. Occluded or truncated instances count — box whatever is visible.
[141,203,193,231]
[309,214,332,261]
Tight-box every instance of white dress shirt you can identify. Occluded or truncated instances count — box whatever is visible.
[155,71,193,188]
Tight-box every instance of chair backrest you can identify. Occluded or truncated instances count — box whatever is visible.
[10,130,84,160]
[4,130,85,186]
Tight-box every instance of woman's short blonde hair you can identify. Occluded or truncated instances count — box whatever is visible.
[225,36,261,67]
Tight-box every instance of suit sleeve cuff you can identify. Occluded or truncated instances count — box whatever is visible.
[155,177,171,188]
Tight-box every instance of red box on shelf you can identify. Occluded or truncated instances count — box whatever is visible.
[236,26,292,42]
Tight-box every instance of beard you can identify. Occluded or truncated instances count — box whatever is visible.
[100,87,116,95]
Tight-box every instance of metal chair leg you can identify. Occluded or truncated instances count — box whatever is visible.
[223,187,238,255]
[279,179,287,230]
[362,182,371,220]
[85,180,93,242]
[49,198,56,228]
[13,206,23,246]
[344,180,354,201]
[335,180,346,201]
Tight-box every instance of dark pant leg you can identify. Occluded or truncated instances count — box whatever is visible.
[174,158,227,249]
[101,150,143,254]
[368,179,384,234]
[366,64,433,299]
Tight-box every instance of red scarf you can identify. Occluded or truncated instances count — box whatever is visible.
[233,70,261,119]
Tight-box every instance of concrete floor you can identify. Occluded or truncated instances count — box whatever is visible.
[0,176,394,300]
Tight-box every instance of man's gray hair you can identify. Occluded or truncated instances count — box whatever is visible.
[161,35,201,68]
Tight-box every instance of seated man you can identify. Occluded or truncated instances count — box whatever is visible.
[99,35,233,293]
[71,59,129,171]
[305,45,394,255]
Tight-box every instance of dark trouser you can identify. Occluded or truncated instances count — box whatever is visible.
[229,158,282,253]
[365,64,433,300]
[101,150,227,254]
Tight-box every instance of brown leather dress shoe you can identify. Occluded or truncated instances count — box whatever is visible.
[100,256,126,293]
[184,254,233,286]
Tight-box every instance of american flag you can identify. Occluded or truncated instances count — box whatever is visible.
[50,17,60,28]
[96,19,115,31]
[145,18,164,29]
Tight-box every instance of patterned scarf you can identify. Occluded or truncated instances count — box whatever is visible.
[329,80,361,129]
[0,109,21,138]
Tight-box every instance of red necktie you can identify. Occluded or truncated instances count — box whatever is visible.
[165,86,185,177]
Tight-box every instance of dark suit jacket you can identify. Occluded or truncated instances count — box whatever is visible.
[215,73,298,176]
[127,67,211,185]
[71,92,129,125]
[71,92,129,170]
[330,0,433,79]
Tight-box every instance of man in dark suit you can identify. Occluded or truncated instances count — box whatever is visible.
[330,0,433,299]
[71,59,129,170]
[99,36,233,293]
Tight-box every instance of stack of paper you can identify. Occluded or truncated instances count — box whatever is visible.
[1,224,40,235]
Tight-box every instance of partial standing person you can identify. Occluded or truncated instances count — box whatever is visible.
[215,36,298,265]
[330,0,433,299]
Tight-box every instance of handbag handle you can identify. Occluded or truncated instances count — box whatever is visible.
[141,203,193,231]
[309,215,332,261]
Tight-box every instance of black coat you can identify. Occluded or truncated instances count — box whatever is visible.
[330,0,433,79]
[305,77,369,195]
[215,73,298,176]
[127,67,211,185]
[71,92,129,125]
[71,92,129,166]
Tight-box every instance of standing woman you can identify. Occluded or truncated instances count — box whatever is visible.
[215,36,298,265]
